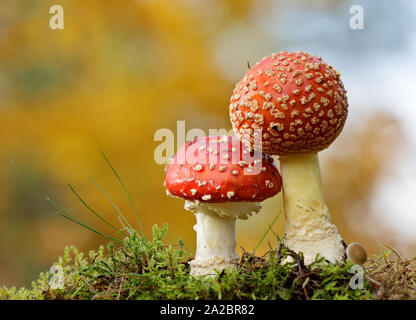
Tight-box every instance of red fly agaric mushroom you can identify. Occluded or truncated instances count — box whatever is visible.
[229,51,348,264]
[165,135,282,276]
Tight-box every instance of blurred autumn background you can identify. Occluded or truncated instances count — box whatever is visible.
[1,0,416,287]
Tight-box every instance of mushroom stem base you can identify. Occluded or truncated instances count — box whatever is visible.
[185,202,240,276]
[189,256,239,277]
[280,153,346,265]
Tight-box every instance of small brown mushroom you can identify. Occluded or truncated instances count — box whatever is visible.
[346,242,368,265]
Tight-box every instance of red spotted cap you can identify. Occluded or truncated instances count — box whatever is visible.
[229,51,348,156]
[165,136,281,202]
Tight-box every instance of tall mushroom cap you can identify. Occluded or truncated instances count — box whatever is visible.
[165,136,281,203]
[229,51,348,156]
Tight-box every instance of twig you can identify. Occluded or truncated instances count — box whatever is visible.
[117,276,126,300]
[80,275,95,293]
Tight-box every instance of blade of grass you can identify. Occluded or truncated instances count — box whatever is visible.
[118,215,128,231]
[11,161,123,244]
[99,150,146,241]
[253,210,282,253]
[67,183,128,238]
[238,210,282,274]
[56,212,123,244]
[88,175,134,231]
[11,161,73,218]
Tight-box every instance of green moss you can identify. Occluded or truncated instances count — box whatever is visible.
[0,224,379,300]
[8,152,415,300]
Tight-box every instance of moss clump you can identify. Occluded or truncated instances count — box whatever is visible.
[1,224,382,300]
[7,153,415,300]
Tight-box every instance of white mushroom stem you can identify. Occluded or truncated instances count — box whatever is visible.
[185,201,261,276]
[279,153,345,264]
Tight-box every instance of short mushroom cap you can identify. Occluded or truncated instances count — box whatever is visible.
[229,51,348,156]
[346,242,368,265]
[165,136,282,202]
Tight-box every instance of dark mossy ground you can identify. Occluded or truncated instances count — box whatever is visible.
[1,224,414,300]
